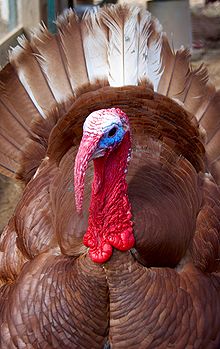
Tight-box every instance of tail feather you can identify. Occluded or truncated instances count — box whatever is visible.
[199,90,220,142]
[158,41,190,98]
[0,64,40,126]
[9,36,57,117]
[145,19,163,91]
[81,9,108,82]
[0,132,21,177]
[100,5,163,87]
[0,151,18,178]
[0,99,27,176]
[182,65,214,118]
[199,89,220,179]
[30,23,73,106]
[101,5,139,86]
[0,93,32,137]
[0,131,21,159]
[136,9,152,82]
[56,9,89,90]
[0,97,29,147]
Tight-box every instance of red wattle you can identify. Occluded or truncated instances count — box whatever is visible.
[89,243,113,263]
[107,228,135,251]
[83,224,135,263]
[83,132,135,263]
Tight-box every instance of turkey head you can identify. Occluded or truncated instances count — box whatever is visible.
[74,108,134,263]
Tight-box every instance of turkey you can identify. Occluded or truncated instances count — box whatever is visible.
[0,4,220,348]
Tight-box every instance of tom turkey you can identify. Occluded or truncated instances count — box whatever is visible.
[0,4,220,348]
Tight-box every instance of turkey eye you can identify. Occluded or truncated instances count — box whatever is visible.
[108,126,117,138]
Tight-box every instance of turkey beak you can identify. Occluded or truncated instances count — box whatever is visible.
[74,134,101,213]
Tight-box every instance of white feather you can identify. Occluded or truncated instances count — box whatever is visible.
[81,9,108,82]
[102,6,140,86]
[94,6,163,90]
[136,9,152,81]
[146,30,163,92]
[17,68,45,117]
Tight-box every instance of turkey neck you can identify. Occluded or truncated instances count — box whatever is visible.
[83,133,135,263]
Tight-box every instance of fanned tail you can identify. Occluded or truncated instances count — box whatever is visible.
[0,4,220,184]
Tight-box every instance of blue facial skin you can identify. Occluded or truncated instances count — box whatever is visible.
[98,124,126,149]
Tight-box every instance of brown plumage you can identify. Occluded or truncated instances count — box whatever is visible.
[0,4,220,348]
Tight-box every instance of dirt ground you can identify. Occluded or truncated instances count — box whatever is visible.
[0,2,220,233]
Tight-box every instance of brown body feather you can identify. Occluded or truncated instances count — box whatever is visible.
[0,4,220,348]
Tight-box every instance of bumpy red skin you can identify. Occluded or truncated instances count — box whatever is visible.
[83,133,135,263]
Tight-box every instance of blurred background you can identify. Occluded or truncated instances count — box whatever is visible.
[0,0,220,232]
